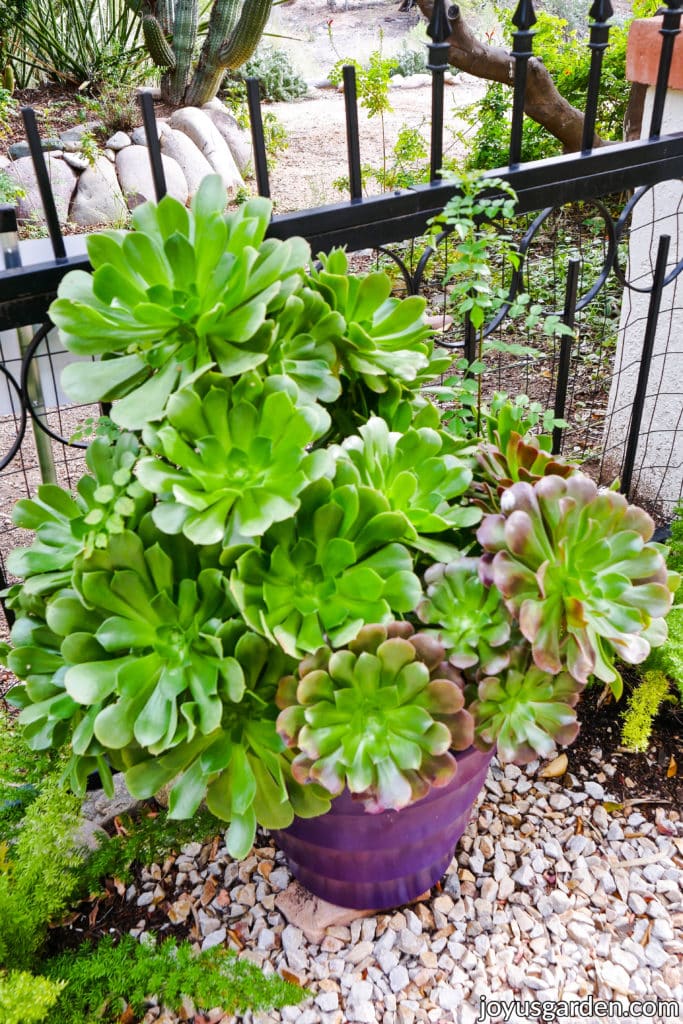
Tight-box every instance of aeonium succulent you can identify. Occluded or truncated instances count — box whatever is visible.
[50,176,311,429]
[478,473,679,694]
[3,432,153,627]
[229,477,422,658]
[417,558,512,673]
[473,429,576,513]
[136,372,331,546]
[330,416,480,560]
[469,646,583,764]
[275,622,475,813]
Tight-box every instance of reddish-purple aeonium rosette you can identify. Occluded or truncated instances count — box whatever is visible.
[477,473,678,697]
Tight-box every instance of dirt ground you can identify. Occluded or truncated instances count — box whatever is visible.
[242,0,487,212]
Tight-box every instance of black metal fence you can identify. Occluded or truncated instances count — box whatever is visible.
[1,0,683,584]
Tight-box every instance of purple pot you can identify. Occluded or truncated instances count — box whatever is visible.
[272,746,493,910]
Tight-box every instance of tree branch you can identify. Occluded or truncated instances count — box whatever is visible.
[414,0,604,153]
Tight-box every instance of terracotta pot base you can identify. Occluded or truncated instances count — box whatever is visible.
[272,746,494,910]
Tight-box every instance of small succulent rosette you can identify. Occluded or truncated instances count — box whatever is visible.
[275,623,475,813]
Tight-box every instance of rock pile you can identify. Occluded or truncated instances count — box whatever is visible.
[2,98,250,229]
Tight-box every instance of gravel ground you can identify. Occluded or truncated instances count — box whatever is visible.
[82,752,683,1024]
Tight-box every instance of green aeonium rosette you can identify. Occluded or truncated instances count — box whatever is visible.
[136,372,331,546]
[469,646,583,763]
[50,176,312,429]
[417,558,512,673]
[275,622,475,812]
[330,416,480,560]
[229,477,422,657]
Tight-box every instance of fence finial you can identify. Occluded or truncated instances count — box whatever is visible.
[588,0,613,23]
[427,0,453,44]
[511,0,536,32]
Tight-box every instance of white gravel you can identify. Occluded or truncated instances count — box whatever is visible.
[88,754,683,1024]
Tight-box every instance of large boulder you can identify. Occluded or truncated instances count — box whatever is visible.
[115,145,189,209]
[159,124,214,198]
[201,103,251,174]
[168,107,243,194]
[70,155,128,228]
[5,153,77,226]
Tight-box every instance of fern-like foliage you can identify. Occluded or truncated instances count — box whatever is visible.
[0,778,84,971]
[43,934,307,1023]
[621,670,675,753]
[0,969,65,1024]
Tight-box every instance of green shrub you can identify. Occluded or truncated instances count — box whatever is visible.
[0,970,65,1024]
[390,43,427,78]
[43,934,307,1024]
[641,504,683,703]
[238,46,308,102]
[0,779,83,971]
[85,82,140,137]
[621,670,675,752]
[13,0,147,89]
[78,805,222,894]
[0,710,56,843]
[0,168,25,205]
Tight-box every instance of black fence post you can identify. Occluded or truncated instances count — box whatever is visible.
[463,312,477,365]
[621,234,671,498]
[426,0,453,183]
[649,0,683,138]
[342,65,363,201]
[246,78,271,199]
[21,108,67,262]
[139,91,167,201]
[552,258,580,454]
[508,0,537,167]
[581,0,614,154]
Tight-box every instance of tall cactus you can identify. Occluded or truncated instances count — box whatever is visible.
[135,0,272,106]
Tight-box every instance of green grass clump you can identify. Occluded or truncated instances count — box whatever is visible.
[621,670,676,753]
[43,935,308,1024]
